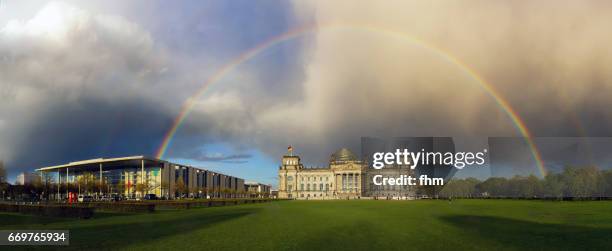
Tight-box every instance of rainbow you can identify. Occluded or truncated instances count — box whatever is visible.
[155,23,547,177]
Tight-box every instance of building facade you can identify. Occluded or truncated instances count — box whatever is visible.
[16,172,40,185]
[363,164,416,199]
[244,182,272,197]
[278,148,366,199]
[278,148,417,200]
[36,156,245,199]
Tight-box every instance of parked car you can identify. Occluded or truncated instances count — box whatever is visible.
[143,194,157,200]
[111,194,123,201]
[78,195,93,203]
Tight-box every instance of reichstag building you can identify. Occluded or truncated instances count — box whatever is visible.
[278,148,416,199]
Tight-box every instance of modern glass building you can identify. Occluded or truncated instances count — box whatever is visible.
[36,156,245,199]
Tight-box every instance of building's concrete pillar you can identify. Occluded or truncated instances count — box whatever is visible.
[348,173,351,192]
[66,168,69,197]
[141,160,145,185]
[99,163,103,195]
[346,173,349,192]
[57,169,61,201]
[347,173,351,194]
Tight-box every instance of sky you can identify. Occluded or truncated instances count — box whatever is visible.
[2,1,612,186]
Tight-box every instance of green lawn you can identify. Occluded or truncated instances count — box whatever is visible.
[2,200,612,250]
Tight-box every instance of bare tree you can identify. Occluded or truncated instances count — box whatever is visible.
[0,161,6,184]
[0,161,7,200]
[175,179,187,198]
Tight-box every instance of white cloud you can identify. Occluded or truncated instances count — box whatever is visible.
[0,2,174,168]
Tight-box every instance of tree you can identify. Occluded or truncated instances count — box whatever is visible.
[527,175,544,198]
[476,177,509,197]
[175,179,187,198]
[602,170,612,197]
[95,178,109,195]
[188,184,197,198]
[135,182,147,197]
[41,172,56,200]
[439,178,480,198]
[0,161,8,200]
[31,173,43,199]
[160,182,170,199]
[506,175,542,198]
[0,161,6,184]
[76,172,96,195]
[202,187,209,198]
[416,184,437,198]
[135,177,155,198]
[213,187,220,198]
[543,173,564,199]
[562,166,600,198]
[115,181,125,195]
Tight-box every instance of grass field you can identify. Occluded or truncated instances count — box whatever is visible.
[1,200,612,250]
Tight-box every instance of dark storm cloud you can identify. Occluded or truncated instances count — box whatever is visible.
[489,137,612,177]
[0,1,304,178]
[0,2,179,176]
[10,97,174,169]
[185,151,252,164]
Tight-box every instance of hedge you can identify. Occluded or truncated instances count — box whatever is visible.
[0,199,275,216]
[152,198,273,209]
[85,198,274,211]
[0,203,94,219]
[82,202,155,213]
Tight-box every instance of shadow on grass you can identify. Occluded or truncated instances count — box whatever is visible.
[65,208,260,250]
[441,215,612,250]
[2,207,260,250]
[0,213,73,226]
[90,211,139,219]
[1,211,145,226]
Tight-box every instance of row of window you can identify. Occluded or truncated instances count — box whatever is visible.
[285,185,359,193]
[300,183,330,191]
[300,193,325,198]
[286,175,359,182]
[302,176,328,182]
[285,160,299,165]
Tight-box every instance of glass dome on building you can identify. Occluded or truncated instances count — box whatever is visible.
[330,148,357,163]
